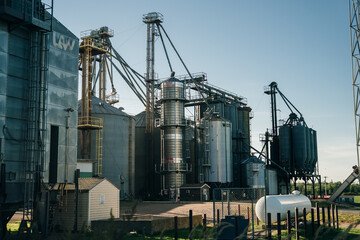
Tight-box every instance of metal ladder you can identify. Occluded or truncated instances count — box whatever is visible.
[23,30,49,226]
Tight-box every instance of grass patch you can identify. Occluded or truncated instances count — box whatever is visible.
[123,226,215,240]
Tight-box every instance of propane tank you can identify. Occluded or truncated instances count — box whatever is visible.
[255,190,311,223]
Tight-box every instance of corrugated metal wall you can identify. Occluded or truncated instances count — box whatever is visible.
[0,15,79,205]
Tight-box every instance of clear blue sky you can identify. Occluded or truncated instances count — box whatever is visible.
[53,0,355,182]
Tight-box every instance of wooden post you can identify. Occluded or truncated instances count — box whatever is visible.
[203,214,207,240]
[189,210,193,235]
[335,205,339,229]
[267,213,272,240]
[287,210,291,236]
[235,216,239,237]
[311,208,315,236]
[217,209,220,225]
[316,203,320,227]
[331,204,335,229]
[303,208,307,237]
[277,212,281,240]
[174,216,178,240]
[203,214,207,232]
[238,204,241,216]
[257,216,259,225]
[295,208,299,240]
[321,207,325,225]
[327,206,331,227]
[247,206,250,220]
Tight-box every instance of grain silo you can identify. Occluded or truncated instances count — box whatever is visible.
[0,0,79,232]
[134,111,161,199]
[78,97,135,199]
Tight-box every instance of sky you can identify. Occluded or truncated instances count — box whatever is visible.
[52,0,355,182]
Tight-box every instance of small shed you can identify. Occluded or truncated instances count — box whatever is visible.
[53,177,119,231]
[180,183,210,201]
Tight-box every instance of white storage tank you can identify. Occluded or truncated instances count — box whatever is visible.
[255,191,311,223]
[204,114,232,183]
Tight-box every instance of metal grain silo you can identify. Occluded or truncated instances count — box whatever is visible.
[279,125,292,171]
[0,2,79,229]
[159,77,190,198]
[134,111,161,199]
[310,129,318,173]
[241,156,265,189]
[305,127,311,172]
[239,107,251,161]
[203,114,232,183]
[292,125,307,172]
[81,97,135,198]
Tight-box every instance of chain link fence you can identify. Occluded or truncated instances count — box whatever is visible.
[212,188,265,239]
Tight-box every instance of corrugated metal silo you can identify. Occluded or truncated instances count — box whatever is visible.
[204,115,232,183]
[134,111,161,199]
[159,77,190,198]
[279,125,292,171]
[311,129,318,173]
[79,97,135,198]
[241,156,265,188]
[0,1,79,227]
[292,125,307,172]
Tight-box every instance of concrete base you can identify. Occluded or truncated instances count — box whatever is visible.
[92,214,202,235]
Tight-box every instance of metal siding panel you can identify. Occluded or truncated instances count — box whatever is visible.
[0,52,8,74]
[8,54,28,79]
[48,67,78,91]
[0,31,8,53]
[5,97,28,120]
[48,87,77,110]
[0,95,5,117]
[8,33,29,59]
[48,48,78,73]
[6,76,28,100]
[3,117,26,142]
[91,113,132,195]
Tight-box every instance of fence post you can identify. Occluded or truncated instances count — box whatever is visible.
[316,203,320,227]
[257,216,259,225]
[287,210,291,236]
[247,207,250,220]
[189,210,193,235]
[303,208,307,237]
[327,206,331,227]
[174,216,178,240]
[267,213,272,240]
[295,207,299,240]
[331,204,335,229]
[238,204,241,216]
[227,190,230,216]
[322,207,325,225]
[311,208,315,236]
[335,205,339,229]
[203,214,207,239]
[277,212,281,240]
[217,209,220,225]
[235,216,239,237]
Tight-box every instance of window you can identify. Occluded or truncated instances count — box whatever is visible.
[100,194,105,205]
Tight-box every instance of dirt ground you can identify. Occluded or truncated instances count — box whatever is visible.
[120,201,253,221]
[9,201,360,227]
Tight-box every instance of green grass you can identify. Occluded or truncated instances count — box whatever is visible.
[123,226,215,240]
[271,225,360,240]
